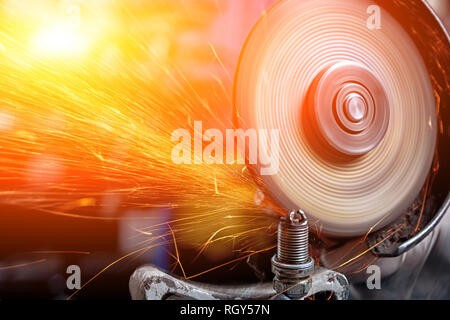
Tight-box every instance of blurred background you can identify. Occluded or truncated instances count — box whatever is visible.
[0,0,448,300]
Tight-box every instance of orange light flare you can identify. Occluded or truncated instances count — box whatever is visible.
[0,0,281,271]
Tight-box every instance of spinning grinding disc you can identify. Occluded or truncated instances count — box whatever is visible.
[234,0,438,236]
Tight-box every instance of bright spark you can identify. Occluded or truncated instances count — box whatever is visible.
[32,25,89,57]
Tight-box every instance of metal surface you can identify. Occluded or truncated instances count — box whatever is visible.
[129,265,349,300]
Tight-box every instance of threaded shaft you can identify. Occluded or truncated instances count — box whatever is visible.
[276,210,309,264]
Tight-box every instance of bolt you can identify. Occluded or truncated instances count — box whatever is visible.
[272,210,314,299]
[277,210,310,264]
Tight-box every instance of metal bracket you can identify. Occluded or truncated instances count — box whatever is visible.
[129,265,349,300]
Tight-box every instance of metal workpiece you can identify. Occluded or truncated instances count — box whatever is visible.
[129,265,349,300]
[270,210,349,300]
[272,210,314,299]
[271,210,314,297]
[276,210,310,265]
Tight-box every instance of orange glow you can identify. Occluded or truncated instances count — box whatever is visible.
[0,0,279,273]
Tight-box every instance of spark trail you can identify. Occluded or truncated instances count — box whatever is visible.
[0,0,280,272]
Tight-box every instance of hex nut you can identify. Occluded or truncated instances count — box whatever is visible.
[273,276,312,299]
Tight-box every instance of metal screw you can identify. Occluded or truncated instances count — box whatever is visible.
[272,210,314,299]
